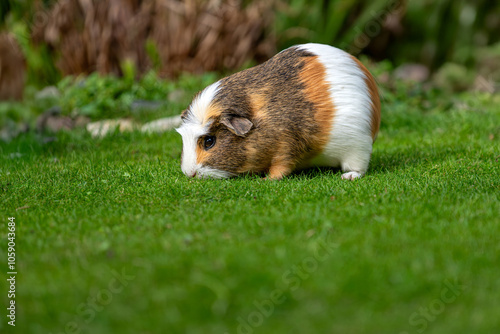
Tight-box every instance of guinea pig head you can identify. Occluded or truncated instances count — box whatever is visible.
[176,82,257,178]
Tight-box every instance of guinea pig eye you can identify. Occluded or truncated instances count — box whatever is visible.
[203,136,216,150]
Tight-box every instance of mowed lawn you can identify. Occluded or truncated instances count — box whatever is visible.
[1,87,499,334]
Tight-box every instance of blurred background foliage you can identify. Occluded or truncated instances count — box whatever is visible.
[1,0,499,87]
[0,0,499,136]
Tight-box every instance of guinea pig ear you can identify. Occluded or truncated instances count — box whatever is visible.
[180,109,188,121]
[220,115,253,137]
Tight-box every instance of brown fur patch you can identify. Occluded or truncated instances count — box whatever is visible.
[267,148,295,179]
[249,92,268,122]
[351,56,381,140]
[299,56,335,153]
[195,139,210,165]
[202,103,224,126]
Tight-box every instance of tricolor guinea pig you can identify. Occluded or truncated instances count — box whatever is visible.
[176,43,381,180]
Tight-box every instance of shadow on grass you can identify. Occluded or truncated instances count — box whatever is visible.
[370,144,474,175]
[370,149,430,174]
[237,149,435,181]
[289,167,341,179]
[288,146,459,180]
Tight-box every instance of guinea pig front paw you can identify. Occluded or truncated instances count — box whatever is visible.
[266,164,292,180]
[341,171,363,180]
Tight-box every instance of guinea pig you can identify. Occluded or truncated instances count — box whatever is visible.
[176,43,380,180]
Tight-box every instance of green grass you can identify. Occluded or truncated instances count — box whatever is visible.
[1,79,499,334]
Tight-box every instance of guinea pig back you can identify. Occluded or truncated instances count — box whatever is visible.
[176,43,380,180]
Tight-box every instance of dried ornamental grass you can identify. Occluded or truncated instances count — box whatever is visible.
[0,32,26,100]
[32,0,276,78]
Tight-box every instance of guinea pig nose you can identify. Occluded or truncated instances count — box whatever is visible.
[190,171,197,178]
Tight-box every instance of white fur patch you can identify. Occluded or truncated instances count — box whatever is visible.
[196,166,235,179]
[298,43,374,176]
[176,122,208,177]
[187,81,220,124]
[176,81,231,178]
[341,171,362,180]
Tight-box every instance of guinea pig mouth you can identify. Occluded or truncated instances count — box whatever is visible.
[195,166,236,179]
